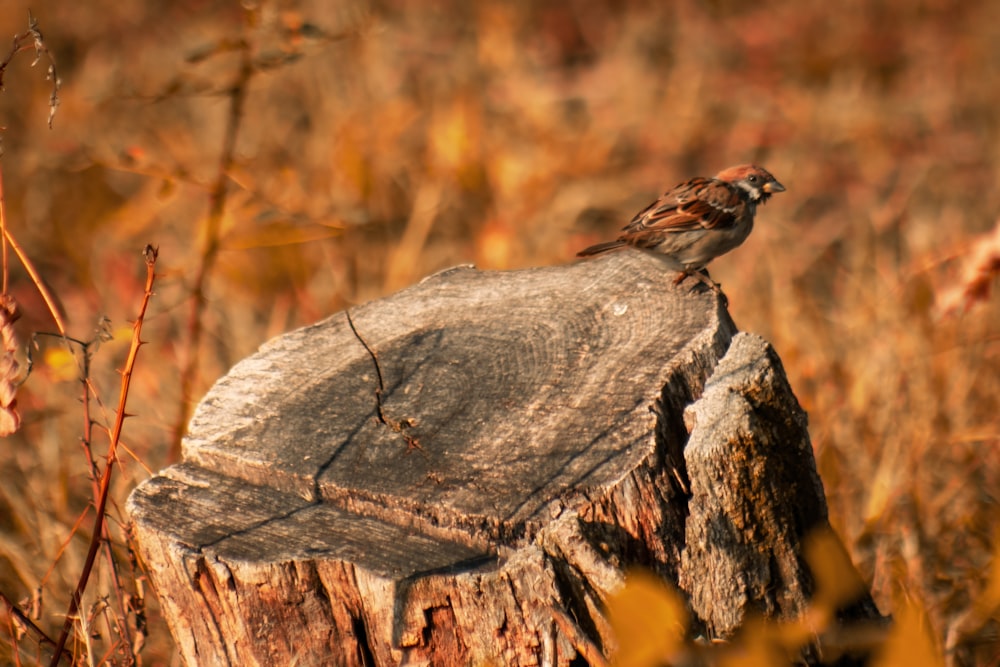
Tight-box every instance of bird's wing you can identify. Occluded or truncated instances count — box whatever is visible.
[623,178,743,238]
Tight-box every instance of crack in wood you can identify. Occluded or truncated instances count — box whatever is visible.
[190,560,231,665]
[549,605,609,667]
[345,309,424,454]
[198,500,320,549]
[351,613,377,667]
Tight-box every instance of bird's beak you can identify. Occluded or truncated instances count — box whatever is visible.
[763,180,786,194]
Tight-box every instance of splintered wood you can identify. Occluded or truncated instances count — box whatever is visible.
[128,250,880,666]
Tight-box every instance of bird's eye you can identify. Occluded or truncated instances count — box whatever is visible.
[747,175,758,183]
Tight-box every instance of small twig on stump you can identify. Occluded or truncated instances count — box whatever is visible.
[345,309,423,453]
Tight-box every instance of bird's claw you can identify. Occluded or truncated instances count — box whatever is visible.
[676,270,728,306]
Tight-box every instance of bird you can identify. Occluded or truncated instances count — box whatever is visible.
[577,164,785,290]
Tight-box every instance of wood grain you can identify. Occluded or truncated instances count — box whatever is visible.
[128,250,879,665]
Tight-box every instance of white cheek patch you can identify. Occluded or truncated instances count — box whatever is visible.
[736,183,762,201]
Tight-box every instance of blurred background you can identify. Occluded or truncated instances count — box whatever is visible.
[0,0,998,663]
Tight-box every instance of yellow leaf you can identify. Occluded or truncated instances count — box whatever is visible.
[804,526,867,614]
[474,218,515,270]
[718,621,792,667]
[862,481,891,527]
[112,325,133,344]
[43,347,78,382]
[872,600,943,667]
[607,569,688,667]
[428,95,481,180]
[221,219,343,250]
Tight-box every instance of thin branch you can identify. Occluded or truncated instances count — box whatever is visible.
[0,164,8,295]
[3,224,68,336]
[0,12,61,131]
[76,320,135,661]
[172,40,253,458]
[0,591,72,665]
[50,245,158,667]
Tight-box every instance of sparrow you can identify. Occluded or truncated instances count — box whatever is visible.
[577,164,785,289]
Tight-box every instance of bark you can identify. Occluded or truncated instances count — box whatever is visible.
[128,250,880,666]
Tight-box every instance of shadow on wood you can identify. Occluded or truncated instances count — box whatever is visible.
[127,250,880,665]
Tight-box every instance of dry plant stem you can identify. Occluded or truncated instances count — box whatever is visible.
[1,225,68,337]
[3,162,74,437]
[78,346,135,659]
[2,612,18,667]
[0,591,71,665]
[172,42,252,458]
[39,505,92,588]
[1,163,8,294]
[0,13,61,134]
[49,246,159,667]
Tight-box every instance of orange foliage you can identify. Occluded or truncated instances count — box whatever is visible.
[0,0,997,663]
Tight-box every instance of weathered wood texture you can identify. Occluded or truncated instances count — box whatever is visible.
[128,250,879,666]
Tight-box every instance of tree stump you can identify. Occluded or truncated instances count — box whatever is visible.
[128,250,879,666]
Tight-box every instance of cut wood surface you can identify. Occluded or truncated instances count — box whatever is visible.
[127,249,880,666]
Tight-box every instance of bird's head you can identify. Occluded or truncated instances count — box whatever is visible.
[715,164,785,202]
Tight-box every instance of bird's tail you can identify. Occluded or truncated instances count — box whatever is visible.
[576,240,626,257]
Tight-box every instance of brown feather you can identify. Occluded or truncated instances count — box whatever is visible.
[576,163,784,273]
[576,239,627,257]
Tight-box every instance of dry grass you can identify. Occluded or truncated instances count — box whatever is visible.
[0,0,998,664]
